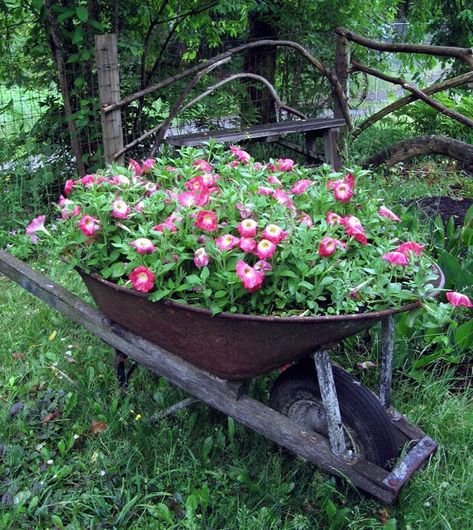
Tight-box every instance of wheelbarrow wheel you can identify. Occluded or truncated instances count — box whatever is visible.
[270,360,398,468]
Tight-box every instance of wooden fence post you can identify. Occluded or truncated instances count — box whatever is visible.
[334,34,350,134]
[95,34,124,165]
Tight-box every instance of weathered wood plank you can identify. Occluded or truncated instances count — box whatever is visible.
[166,118,345,146]
[95,34,124,164]
[0,250,399,503]
[380,316,395,407]
[323,129,341,169]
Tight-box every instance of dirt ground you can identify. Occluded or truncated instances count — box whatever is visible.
[410,196,473,227]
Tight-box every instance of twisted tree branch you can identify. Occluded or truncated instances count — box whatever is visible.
[352,60,473,129]
[336,26,473,69]
[352,70,473,138]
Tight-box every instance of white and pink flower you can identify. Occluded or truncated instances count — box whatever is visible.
[261,224,287,244]
[318,237,346,257]
[195,210,218,232]
[326,211,343,225]
[237,219,258,238]
[255,239,277,259]
[131,238,156,254]
[215,234,240,251]
[128,159,143,176]
[78,215,101,237]
[239,237,257,253]
[112,199,130,219]
[64,179,75,196]
[343,215,367,245]
[236,260,264,292]
[194,247,209,268]
[129,266,155,292]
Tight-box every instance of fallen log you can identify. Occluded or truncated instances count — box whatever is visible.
[363,135,473,173]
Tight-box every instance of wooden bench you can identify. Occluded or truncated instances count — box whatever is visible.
[166,117,346,169]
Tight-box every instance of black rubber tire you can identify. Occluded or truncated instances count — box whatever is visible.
[270,360,399,468]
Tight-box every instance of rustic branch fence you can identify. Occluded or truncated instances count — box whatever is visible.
[94,27,473,169]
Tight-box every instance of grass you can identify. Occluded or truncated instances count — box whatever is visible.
[0,257,472,529]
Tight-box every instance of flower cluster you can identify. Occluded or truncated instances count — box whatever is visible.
[25,145,470,316]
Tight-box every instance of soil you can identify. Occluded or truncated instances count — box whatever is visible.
[409,196,473,227]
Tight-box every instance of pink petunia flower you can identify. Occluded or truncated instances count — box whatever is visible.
[186,176,206,192]
[154,220,177,233]
[273,188,295,209]
[379,206,401,222]
[236,260,264,292]
[111,174,131,187]
[112,199,130,219]
[290,179,312,195]
[64,179,75,196]
[193,159,212,173]
[80,174,96,187]
[343,215,367,245]
[60,199,81,219]
[257,186,274,196]
[192,158,212,173]
[396,241,424,256]
[134,201,146,213]
[195,210,217,231]
[254,260,272,272]
[215,234,240,251]
[201,173,217,187]
[446,291,472,308]
[194,247,209,268]
[237,219,258,238]
[131,238,156,254]
[268,175,282,186]
[239,237,257,253]
[129,266,155,292]
[299,212,313,227]
[318,237,346,257]
[143,181,158,196]
[382,251,409,266]
[261,224,287,244]
[142,158,155,173]
[236,203,253,219]
[178,191,199,207]
[277,158,294,172]
[253,162,264,171]
[326,211,343,225]
[128,159,143,176]
[332,180,353,202]
[230,146,251,164]
[255,239,277,259]
[26,215,49,243]
[78,215,101,237]
[344,173,355,188]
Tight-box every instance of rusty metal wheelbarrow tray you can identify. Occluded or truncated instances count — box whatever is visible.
[78,267,443,380]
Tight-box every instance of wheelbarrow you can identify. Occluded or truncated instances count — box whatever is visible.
[0,250,445,504]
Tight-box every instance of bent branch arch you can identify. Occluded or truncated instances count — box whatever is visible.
[363,135,473,172]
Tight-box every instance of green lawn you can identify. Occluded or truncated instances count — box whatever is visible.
[0,259,472,529]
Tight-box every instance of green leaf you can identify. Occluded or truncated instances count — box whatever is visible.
[76,6,88,22]
[72,28,84,45]
[455,318,473,352]
[148,503,173,524]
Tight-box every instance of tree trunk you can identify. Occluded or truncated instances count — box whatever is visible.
[244,15,278,124]
[363,135,473,173]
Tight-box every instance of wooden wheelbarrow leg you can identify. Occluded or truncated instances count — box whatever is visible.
[116,350,139,390]
[380,315,395,408]
[313,349,346,456]
[0,250,435,504]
